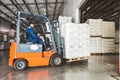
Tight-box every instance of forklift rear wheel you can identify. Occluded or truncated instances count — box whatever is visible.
[14,59,28,71]
[50,54,63,66]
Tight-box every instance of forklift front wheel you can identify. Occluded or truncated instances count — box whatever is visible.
[14,59,28,71]
[50,54,63,66]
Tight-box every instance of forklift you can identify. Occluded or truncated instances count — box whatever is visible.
[9,12,63,71]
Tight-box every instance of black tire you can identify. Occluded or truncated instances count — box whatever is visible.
[50,54,63,66]
[14,59,28,71]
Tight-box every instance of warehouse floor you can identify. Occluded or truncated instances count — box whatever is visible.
[0,50,119,80]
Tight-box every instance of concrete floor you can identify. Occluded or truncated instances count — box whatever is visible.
[0,50,119,80]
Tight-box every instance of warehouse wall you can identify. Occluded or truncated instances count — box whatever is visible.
[0,17,13,50]
[63,0,86,23]
[0,17,10,33]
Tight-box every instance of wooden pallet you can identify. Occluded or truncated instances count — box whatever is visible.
[91,53,119,55]
[67,56,88,62]
[91,53,102,55]
[102,53,119,55]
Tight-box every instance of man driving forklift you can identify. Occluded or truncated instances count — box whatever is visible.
[9,12,63,71]
[26,22,43,45]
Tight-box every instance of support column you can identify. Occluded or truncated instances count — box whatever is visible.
[75,8,80,23]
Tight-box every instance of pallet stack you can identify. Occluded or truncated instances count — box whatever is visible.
[90,37,102,53]
[60,23,90,59]
[102,21,115,53]
[86,19,116,54]
[59,17,116,55]
[86,19,103,54]
[86,19,103,36]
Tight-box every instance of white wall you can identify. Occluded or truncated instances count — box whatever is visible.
[63,0,86,23]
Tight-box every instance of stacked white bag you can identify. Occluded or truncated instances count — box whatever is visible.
[86,19,116,54]
[90,37,102,53]
[61,23,90,59]
[86,19,103,53]
[58,16,72,26]
[102,39,115,53]
[102,21,115,53]
[86,19,103,36]
[102,21,115,37]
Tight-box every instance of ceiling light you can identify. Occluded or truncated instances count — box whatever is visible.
[112,12,118,16]
[86,7,90,10]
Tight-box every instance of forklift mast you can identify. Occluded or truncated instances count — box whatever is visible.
[52,21,63,55]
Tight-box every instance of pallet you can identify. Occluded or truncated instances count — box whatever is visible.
[90,36,102,37]
[102,53,119,55]
[67,56,88,62]
[102,37,115,39]
[91,53,119,55]
[91,53,102,55]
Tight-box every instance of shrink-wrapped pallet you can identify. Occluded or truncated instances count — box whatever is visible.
[61,23,90,59]
[102,21,115,38]
[90,37,102,53]
[102,39,115,53]
[86,19,103,36]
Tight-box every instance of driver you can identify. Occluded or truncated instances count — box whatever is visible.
[26,22,43,45]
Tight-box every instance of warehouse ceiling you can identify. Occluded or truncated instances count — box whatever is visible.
[80,0,120,29]
[0,0,64,26]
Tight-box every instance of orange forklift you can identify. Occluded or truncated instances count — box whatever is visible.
[9,12,63,71]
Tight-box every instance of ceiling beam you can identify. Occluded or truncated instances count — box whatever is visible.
[48,4,54,9]
[0,1,17,16]
[107,15,119,21]
[0,10,25,28]
[0,1,27,26]
[82,0,120,22]
[56,2,64,20]
[53,0,58,20]
[104,11,119,20]
[85,0,112,19]
[93,1,114,18]
[22,0,32,13]
[10,0,21,11]
[45,0,48,17]
[100,3,120,19]
[0,16,15,26]
[0,10,16,22]
[5,2,64,5]
[80,0,91,11]
[14,0,24,11]
[84,0,107,18]
[34,0,40,14]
